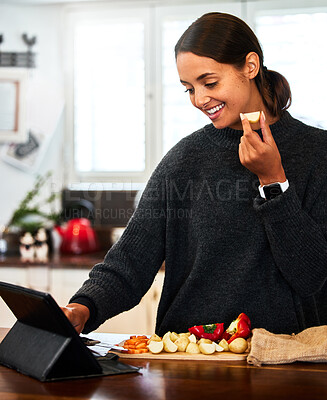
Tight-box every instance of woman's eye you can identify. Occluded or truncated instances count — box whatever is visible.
[205,82,218,88]
[184,88,194,94]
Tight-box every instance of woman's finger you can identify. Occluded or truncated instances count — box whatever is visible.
[240,113,253,135]
[240,113,264,149]
[240,134,256,154]
[260,111,275,146]
[239,136,257,167]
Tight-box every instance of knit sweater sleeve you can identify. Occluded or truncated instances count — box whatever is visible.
[69,162,167,333]
[253,163,327,297]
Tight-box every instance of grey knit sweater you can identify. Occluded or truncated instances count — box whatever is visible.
[71,112,327,336]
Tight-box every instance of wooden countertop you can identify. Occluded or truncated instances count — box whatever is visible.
[0,252,108,269]
[1,328,327,399]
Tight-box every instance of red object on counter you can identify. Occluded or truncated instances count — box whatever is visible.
[224,313,251,344]
[56,218,99,255]
[188,323,224,342]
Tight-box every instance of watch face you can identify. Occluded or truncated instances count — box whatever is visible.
[263,183,282,200]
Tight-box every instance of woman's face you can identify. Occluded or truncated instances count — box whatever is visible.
[176,52,263,130]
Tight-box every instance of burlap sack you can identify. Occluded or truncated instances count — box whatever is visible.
[247,325,327,366]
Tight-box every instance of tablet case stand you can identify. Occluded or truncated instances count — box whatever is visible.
[0,282,139,381]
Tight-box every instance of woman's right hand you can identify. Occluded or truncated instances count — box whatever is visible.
[61,303,90,334]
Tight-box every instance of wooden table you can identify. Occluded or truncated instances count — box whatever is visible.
[1,328,327,400]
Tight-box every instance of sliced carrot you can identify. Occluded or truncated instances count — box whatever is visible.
[134,340,146,346]
[123,344,136,349]
[127,348,149,354]
[123,335,149,351]
[125,338,138,344]
[135,342,147,349]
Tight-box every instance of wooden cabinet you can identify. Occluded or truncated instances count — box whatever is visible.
[0,265,164,335]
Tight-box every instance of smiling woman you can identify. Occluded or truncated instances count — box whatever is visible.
[175,12,291,127]
[62,11,327,342]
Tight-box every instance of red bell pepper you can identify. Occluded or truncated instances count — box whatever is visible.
[188,323,224,342]
[224,313,251,344]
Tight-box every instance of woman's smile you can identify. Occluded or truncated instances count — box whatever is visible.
[205,102,225,119]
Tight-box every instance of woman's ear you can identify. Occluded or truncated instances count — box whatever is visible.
[244,52,260,79]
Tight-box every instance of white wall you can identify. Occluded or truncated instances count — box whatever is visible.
[0,4,65,225]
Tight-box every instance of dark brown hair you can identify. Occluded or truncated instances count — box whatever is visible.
[175,12,291,118]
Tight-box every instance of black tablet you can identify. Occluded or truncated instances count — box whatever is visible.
[0,281,138,381]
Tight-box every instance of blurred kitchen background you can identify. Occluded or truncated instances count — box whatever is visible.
[0,0,326,333]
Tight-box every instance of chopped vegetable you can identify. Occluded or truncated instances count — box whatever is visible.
[123,335,149,354]
[148,334,162,342]
[186,342,200,354]
[218,339,229,352]
[188,323,224,342]
[198,342,216,355]
[228,337,248,354]
[162,332,178,353]
[148,340,164,354]
[174,336,189,352]
[224,313,251,344]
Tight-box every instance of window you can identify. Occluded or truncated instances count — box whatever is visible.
[68,2,327,186]
[255,10,327,129]
[65,3,241,185]
[74,21,145,173]
[162,19,208,154]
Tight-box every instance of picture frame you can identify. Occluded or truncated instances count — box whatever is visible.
[1,128,49,173]
[0,68,28,143]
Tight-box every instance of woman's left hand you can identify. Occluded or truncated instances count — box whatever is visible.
[238,111,286,185]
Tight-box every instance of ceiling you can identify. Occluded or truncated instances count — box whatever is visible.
[0,0,154,4]
[0,0,185,4]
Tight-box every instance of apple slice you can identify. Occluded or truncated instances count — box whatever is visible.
[244,111,261,123]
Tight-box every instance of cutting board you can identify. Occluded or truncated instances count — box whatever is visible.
[112,350,247,361]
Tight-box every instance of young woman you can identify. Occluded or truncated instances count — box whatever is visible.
[63,13,327,336]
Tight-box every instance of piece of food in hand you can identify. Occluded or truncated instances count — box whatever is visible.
[186,342,200,354]
[199,341,216,355]
[163,332,178,353]
[148,340,164,354]
[228,337,248,354]
[243,111,261,123]
[174,336,190,352]
[170,332,179,342]
[218,339,229,352]
[188,323,224,342]
[224,313,251,344]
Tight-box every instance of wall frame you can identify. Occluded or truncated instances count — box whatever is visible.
[0,69,28,143]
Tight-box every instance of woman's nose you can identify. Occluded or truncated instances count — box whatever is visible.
[194,89,210,108]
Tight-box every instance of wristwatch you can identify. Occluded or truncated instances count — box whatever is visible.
[258,180,289,200]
